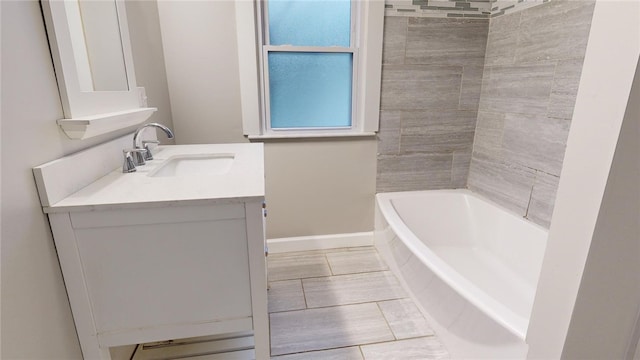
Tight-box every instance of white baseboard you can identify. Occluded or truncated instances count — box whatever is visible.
[266,232,374,254]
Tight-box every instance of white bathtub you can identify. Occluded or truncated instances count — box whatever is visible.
[374,190,548,359]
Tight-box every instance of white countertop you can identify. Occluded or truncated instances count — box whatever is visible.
[42,143,265,213]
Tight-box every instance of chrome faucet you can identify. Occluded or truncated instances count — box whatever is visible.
[132,123,175,164]
[122,123,175,173]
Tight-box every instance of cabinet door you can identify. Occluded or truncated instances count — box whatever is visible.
[71,205,252,336]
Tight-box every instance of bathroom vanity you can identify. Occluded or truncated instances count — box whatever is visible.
[34,139,269,359]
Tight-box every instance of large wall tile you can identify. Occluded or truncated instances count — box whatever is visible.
[472,111,505,157]
[401,109,478,130]
[515,1,595,63]
[382,17,407,65]
[381,64,463,82]
[405,18,488,66]
[527,171,561,228]
[460,65,484,110]
[377,153,453,192]
[400,110,477,153]
[377,111,401,155]
[452,149,472,188]
[467,152,536,216]
[479,64,555,115]
[501,113,570,176]
[377,17,486,193]
[547,58,586,120]
[468,0,594,229]
[380,65,462,110]
[400,129,475,154]
[484,12,520,66]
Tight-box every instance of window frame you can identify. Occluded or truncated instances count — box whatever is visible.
[261,1,358,133]
[236,0,384,139]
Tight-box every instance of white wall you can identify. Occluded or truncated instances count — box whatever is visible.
[158,0,378,239]
[157,0,246,145]
[0,1,172,357]
[125,0,175,145]
[560,55,640,359]
[526,1,640,358]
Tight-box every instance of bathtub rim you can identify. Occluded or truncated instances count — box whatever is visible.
[375,189,548,341]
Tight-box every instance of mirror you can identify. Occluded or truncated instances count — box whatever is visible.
[42,0,156,140]
[64,0,128,91]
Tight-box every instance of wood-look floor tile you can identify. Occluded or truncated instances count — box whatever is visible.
[271,346,363,359]
[326,249,388,275]
[267,253,331,281]
[303,271,406,308]
[360,337,449,360]
[270,303,394,356]
[268,280,306,313]
[378,299,434,339]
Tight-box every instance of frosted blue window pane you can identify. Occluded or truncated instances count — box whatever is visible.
[268,52,352,129]
[268,0,351,47]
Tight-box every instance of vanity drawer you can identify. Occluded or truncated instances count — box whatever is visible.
[69,203,245,228]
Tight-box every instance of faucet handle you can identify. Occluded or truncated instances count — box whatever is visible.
[125,148,148,167]
[142,140,160,161]
[122,149,138,173]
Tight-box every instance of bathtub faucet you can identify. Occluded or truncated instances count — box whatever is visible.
[132,123,174,164]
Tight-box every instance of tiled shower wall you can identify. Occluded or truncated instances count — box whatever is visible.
[377,0,596,229]
[467,1,596,227]
[376,17,488,192]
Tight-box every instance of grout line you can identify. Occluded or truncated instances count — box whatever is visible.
[402,17,408,65]
[300,278,309,310]
[273,344,365,358]
[275,335,441,358]
[524,170,537,218]
[376,301,398,341]
[269,269,394,283]
[325,252,335,276]
[458,65,465,110]
[268,295,409,315]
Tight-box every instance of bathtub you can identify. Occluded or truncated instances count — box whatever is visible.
[374,190,548,359]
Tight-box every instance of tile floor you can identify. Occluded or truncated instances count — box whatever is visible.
[268,246,450,359]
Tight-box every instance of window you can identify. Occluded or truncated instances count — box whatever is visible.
[264,0,354,130]
[235,0,384,138]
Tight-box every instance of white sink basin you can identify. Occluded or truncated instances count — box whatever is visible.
[148,154,235,177]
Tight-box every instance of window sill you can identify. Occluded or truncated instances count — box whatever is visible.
[247,131,377,141]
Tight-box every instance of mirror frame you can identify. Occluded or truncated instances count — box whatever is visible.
[42,0,156,140]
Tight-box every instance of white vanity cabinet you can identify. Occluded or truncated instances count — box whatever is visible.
[34,140,269,359]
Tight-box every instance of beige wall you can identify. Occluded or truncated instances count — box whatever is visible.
[158,1,378,239]
[0,1,172,357]
[264,140,377,239]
